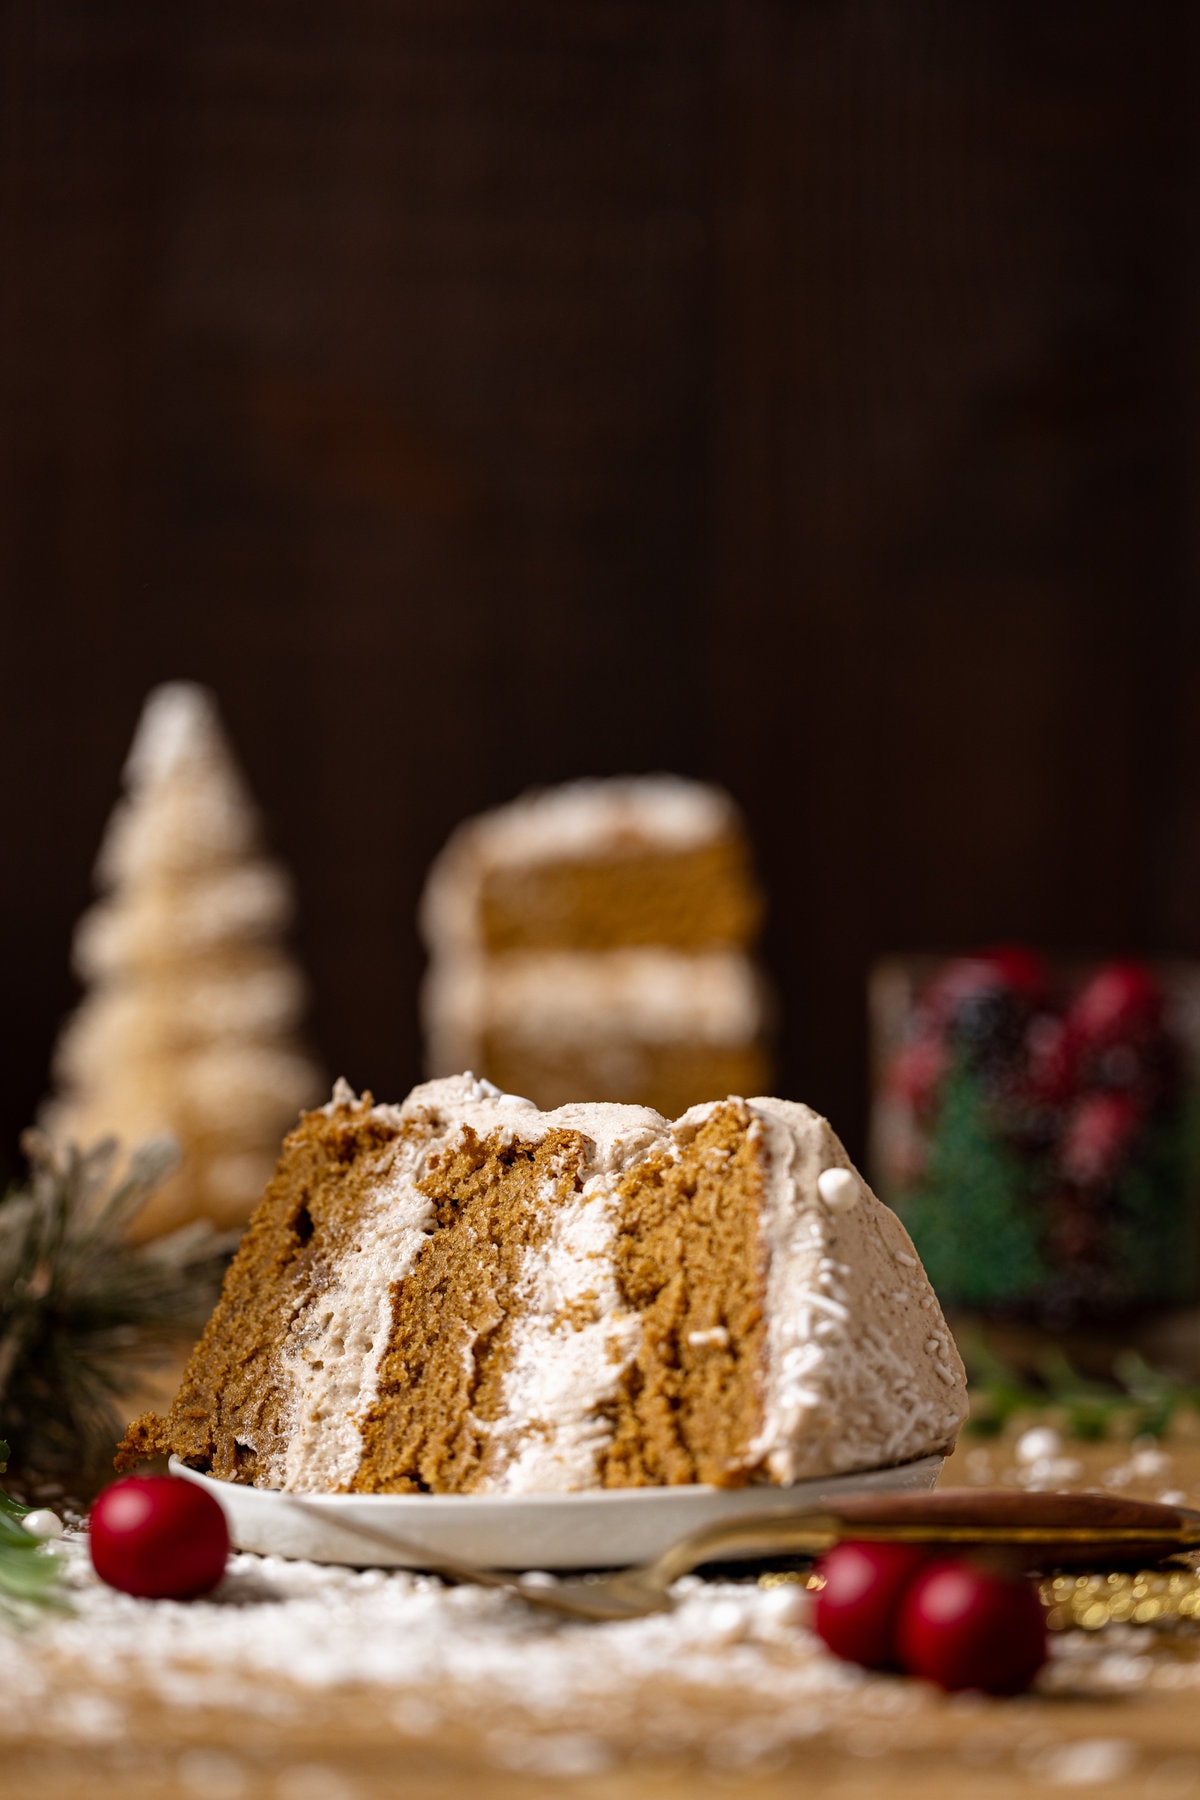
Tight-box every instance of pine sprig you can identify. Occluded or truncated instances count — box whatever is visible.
[0,1439,68,1627]
[962,1333,1200,1440]
[0,1133,233,1476]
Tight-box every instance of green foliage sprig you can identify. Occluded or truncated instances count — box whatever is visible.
[0,1132,232,1476]
[0,1439,68,1626]
[963,1333,1200,1440]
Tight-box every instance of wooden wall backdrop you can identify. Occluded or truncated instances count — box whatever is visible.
[2,0,1197,1174]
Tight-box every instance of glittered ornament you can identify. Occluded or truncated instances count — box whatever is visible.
[89,1475,229,1599]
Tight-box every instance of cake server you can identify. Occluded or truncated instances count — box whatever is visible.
[284,1488,1200,1623]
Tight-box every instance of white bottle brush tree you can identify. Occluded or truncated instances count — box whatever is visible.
[43,682,324,1242]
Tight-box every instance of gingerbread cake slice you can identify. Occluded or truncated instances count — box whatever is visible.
[119,1075,967,1493]
[420,776,771,1118]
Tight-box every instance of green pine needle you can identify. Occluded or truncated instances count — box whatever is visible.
[0,1453,69,1627]
[0,1131,233,1477]
[961,1330,1200,1440]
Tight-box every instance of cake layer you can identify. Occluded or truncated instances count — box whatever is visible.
[120,1076,968,1495]
[423,949,770,1114]
[476,842,759,953]
[476,1038,770,1124]
[420,777,763,957]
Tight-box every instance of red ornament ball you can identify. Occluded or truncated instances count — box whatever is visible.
[895,1560,1047,1695]
[1058,1089,1142,1188]
[812,1540,930,1670]
[887,1034,948,1118]
[1066,960,1164,1049]
[977,945,1049,1004]
[89,1475,229,1600]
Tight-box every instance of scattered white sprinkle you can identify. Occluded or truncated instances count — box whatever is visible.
[965,1448,993,1484]
[1024,1737,1137,1787]
[2,1540,865,1771]
[276,1765,360,1800]
[177,1749,248,1799]
[493,1734,614,1777]
[757,1583,811,1630]
[21,1509,65,1540]
[1015,1426,1062,1465]
[58,1693,125,1741]
[687,1327,731,1349]
[1143,1755,1200,1800]
[1018,1456,1085,1491]
[703,1599,753,1645]
[816,1168,859,1211]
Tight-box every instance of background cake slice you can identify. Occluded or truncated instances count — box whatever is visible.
[120,1076,967,1493]
[419,776,771,1117]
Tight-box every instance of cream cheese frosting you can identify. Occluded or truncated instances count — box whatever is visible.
[424,949,766,1074]
[263,1076,966,1494]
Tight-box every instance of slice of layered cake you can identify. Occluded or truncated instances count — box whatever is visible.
[118,1076,967,1493]
[419,777,770,1118]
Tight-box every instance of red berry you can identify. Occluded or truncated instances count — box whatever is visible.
[895,1560,1047,1694]
[977,946,1049,1004]
[1058,1089,1141,1187]
[1024,1014,1078,1107]
[89,1475,229,1600]
[922,948,1047,1027]
[1066,961,1164,1050]
[887,1035,948,1117]
[812,1540,930,1670]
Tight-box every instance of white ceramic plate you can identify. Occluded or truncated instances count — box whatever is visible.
[170,1454,945,1571]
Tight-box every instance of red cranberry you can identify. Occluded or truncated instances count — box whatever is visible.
[1066,961,1164,1049]
[895,1560,1047,1694]
[89,1475,229,1600]
[812,1540,930,1670]
[1058,1089,1141,1187]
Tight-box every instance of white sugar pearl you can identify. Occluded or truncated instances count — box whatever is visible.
[1014,1426,1062,1466]
[757,1582,811,1629]
[817,1168,860,1210]
[22,1509,64,1540]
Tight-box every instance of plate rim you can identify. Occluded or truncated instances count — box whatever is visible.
[169,1451,946,1508]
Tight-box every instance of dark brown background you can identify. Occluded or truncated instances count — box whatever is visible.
[3,1,1198,1176]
